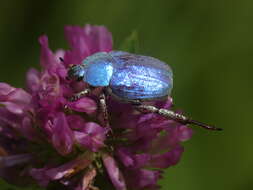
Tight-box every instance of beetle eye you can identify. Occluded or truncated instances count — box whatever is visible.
[77,76,84,81]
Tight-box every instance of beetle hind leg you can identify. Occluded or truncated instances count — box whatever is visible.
[135,104,222,131]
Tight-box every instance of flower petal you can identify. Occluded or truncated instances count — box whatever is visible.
[78,167,97,190]
[150,145,184,168]
[21,116,39,141]
[116,148,134,167]
[0,83,15,96]
[39,35,57,70]
[126,169,161,189]
[0,154,33,167]
[51,113,74,155]
[0,83,32,115]
[26,68,40,92]
[64,25,113,66]
[74,122,106,152]
[67,115,86,130]
[0,107,23,129]
[102,153,127,190]
[83,24,113,53]
[46,155,92,180]
[30,167,51,187]
[67,97,97,114]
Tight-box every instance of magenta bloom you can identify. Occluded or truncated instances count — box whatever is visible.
[0,25,192,190]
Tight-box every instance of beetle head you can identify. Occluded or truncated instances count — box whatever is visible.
[67,65,86,81]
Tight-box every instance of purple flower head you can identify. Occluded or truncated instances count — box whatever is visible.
[0,24,192,190]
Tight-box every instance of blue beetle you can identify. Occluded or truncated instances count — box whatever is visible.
[67,51,222,131]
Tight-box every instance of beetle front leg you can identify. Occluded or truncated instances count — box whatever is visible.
[99,93,110,128]
[69,88,91,102]
[135,104,222,131]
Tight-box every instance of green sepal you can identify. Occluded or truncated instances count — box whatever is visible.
[119,30,139,53]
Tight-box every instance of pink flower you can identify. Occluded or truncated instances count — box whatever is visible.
[0,24,192,190]
[74,122,107,152]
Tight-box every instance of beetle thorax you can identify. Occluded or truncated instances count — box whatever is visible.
[83,52,114,87]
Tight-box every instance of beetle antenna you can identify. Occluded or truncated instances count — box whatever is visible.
[136,105,222,131]
[59,57,64,63]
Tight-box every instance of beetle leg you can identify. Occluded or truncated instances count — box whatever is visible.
[128,99,142,105]
[99,93,110,128]
[135,104,222,131]
[69,88,91,102]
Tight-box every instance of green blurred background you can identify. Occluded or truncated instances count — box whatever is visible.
[0,0,252,189]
